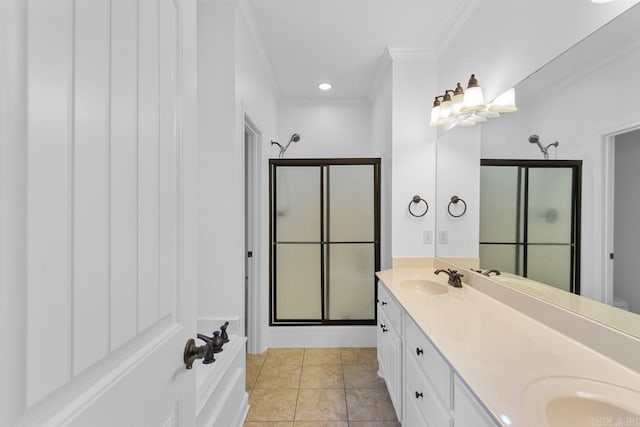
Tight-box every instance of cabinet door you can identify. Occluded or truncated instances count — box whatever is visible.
[404,389,429,427]
[453,375,498,427]
[377,305,387,375]
[384,324,403,420]
[377,306,402,420]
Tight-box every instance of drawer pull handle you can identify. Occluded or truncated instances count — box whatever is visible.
[380,323,386,329]
[416,347,424,356]
[415,391,423,399]
[382,327,388,333]
[381,301,388,306]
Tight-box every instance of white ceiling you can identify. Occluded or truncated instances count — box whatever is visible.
[247,0,466,101]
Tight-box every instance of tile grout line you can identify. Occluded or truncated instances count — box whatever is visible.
[292,348,305,424]
[341,350,350,425]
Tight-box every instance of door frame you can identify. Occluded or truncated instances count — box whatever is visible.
[602,121,640,305]
[243,112,261,354]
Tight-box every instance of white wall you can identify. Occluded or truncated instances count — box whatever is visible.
[276,102,373,158]
[371,66,393,270]
[391,54,437,258]
[614,129,640,313]
[437,0,638,105]
[198,2,241,329]
[436,126,481,258]
[480,41,640,301]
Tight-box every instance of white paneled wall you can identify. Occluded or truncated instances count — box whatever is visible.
[8,1,198,424]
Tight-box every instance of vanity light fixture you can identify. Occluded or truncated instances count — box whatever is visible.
[429,78,517,128]
[318,82,333,91]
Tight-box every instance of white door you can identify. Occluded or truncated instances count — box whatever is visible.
[0,0,198,426]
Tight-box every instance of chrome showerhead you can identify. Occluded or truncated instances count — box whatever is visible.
[528,134,559,159]
[272,133,302,158]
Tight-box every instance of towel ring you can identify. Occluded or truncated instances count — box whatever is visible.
[448,196,467,218]
[408,195,429,217]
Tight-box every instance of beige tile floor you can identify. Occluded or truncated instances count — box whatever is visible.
[244,348,400,427]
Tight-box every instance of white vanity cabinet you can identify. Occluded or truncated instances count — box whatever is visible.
[377,283,403,420]
[453,374,497,427]
[377,280,498,426]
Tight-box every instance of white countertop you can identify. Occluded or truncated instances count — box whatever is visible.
[376,268,640,426]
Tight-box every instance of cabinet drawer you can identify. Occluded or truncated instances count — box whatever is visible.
[453,374,498,427]
[404,386,428,427]
[405,315,452,409]
[378,282,402,334]
[405,354,452,427]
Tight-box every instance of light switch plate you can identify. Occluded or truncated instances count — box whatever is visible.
[423,230,433,244]
[439,230,448,244]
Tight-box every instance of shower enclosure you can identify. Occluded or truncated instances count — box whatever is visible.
[479,160,582,293]
[269,158,380,325]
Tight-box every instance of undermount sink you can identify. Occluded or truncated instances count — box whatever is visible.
[400,279,448,296]
[522,376,640,426]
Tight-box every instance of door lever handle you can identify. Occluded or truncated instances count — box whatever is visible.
[184,338,207,369]
[183,337,216,369]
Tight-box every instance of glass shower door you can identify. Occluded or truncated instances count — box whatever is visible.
[270,159,380,325]
[327,164,377,321]
[274,166,322,320]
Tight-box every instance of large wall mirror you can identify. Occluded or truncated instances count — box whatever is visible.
[435,3,640,338]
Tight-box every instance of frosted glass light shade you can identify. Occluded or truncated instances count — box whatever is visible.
[461,86,485,112]
[451,82,465,116]
[489,88,518,113]
[439,98,452,120]
[452,93,464,116]
[430,105,441,126]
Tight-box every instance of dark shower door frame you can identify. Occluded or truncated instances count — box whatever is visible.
[480,159,582,294]
[269,158,381,326]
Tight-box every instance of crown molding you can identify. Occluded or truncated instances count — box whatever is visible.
[434,0,481,57]
[387,47,436,61]
[237,0,281,101]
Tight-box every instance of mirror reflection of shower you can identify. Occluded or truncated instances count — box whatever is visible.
[528,134,559,159]
[271,133,301,158]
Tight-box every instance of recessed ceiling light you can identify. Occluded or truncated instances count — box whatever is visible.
[318,82,333,91]
[590,0,616,3]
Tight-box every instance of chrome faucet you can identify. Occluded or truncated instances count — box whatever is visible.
[435,268,464,288]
